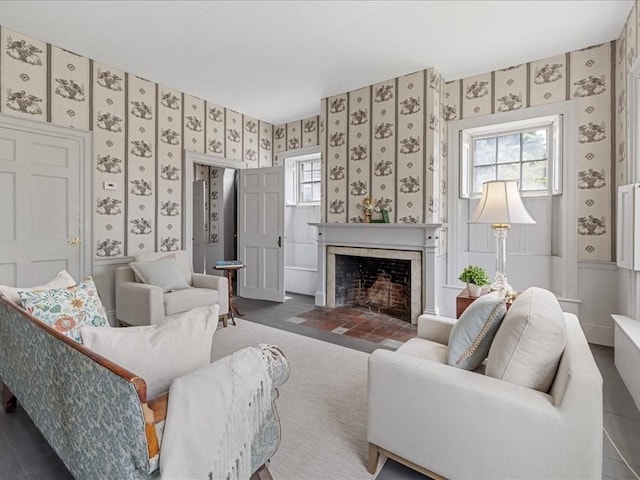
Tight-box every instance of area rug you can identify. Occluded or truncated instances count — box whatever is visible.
[211,318,373,480]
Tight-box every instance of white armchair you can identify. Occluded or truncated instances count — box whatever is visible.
[367,312,603,480]
[115,251,229,326]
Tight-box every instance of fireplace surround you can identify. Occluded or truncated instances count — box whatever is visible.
[310,223,446,324]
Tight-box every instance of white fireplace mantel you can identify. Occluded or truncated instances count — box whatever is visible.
[310,223,447,317]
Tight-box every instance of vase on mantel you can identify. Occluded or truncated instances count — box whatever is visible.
[467,283,482,297]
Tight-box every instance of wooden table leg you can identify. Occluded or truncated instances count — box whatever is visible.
[227,270,243,325]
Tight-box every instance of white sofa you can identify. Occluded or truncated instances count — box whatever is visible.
[367,311,603,480]
[115,251,229,326]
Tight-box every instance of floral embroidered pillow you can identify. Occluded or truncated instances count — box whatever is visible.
[19,277,109,343]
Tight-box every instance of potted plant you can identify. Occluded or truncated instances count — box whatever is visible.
[458,265,490,297]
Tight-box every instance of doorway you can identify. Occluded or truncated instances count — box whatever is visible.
[192,162,238,274]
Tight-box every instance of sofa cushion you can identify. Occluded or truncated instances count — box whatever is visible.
[396,337,448,364]
[136,251,192,286]
[486,287,567,392]
[18,277,109,343]
[80,305,219,399]
[447,291,507,370]
[0,270,76,305]
[129,256,190,293]
[163,287,220,316]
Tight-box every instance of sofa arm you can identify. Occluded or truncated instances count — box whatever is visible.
[192,273,229,316]
[115,281,165,326]
[367,349,601,479]
[416,314,456,345]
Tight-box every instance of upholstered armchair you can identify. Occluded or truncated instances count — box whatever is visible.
[115,251,229,326]
[368,292,603,479]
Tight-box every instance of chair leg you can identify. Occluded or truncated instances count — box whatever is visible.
[220,314,228,328]
[368,442,380,474]
[2,383,16,413]
[250,464,273,480]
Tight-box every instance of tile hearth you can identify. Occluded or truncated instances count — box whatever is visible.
[287,306,417,348]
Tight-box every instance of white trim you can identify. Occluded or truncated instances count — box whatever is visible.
[0,113,93,279]
[448,101,577,299]
[274,145,320,166]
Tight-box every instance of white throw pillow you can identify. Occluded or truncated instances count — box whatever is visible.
[129,256,190,293]
[486,287,567,392]
[447,291,507,370]
[80,305,219,399]
[0,270,76,305]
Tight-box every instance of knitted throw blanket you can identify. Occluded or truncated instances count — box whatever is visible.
[160,346,273,480]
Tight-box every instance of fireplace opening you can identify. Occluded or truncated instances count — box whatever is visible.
[335,254,411,321]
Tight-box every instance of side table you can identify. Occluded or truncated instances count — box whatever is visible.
[213,264,246,327]
[456,288,515,318]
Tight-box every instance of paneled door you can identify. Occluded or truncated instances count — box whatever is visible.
[237,166,285,302]
[0,118,88,287]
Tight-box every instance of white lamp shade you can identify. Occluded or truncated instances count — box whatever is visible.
[469,180,536,225]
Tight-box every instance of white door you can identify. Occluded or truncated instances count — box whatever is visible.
[0,125,83,286]
[192,180,206,273]
[238,166,285,302]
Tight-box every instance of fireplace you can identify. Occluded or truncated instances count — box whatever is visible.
[335,254,412,321]
[311,223,446,324]
[327,246,422,323]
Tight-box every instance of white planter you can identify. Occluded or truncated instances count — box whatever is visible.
[467,283,482,297]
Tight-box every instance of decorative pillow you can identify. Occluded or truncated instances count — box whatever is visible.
[486,287,567,392]
[0,270,76,305]
[129,256,190,293]
[18,277,109,343]
[80,305,219,399]
[447,291,507,370]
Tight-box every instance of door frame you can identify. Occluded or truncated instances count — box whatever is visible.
[183,151,241,265]
[0,113,93,279]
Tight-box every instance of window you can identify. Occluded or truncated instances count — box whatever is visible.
[298,158,321,203]
[460,115,561,197]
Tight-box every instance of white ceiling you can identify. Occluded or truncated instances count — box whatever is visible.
[0,1,633,124]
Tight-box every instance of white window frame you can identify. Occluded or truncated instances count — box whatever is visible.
[297,156,322,204]
[448,101,577,301]
[460,115,562,198]
[277,147,322,206]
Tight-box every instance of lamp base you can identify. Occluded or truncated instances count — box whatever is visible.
[489,273,512,295]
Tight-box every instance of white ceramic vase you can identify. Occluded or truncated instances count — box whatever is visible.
[467,283,482,297]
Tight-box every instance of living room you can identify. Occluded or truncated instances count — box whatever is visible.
[0,1,639,479]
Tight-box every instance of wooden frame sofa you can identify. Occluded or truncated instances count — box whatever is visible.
[0,295,288,480]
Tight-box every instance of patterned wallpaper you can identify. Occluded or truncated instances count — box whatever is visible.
[273,115,320,154]
[320,68,447,225]
[0,25,275,260]
[441,44,616,262]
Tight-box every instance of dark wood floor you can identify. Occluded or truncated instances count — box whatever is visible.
[0,293,638,480]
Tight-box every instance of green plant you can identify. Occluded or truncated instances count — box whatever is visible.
[458,265,490,286]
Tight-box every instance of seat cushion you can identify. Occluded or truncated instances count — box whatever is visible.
[447,291,507,370]
[80,305,219,398]
[486,287,567,392]
[163,287,220,316]
[396,337,448,364]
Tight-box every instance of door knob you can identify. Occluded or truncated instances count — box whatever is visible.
[67,237,81,246]
[278,236,282,248]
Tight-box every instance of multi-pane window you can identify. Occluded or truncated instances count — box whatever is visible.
[471,126,550,194]
[298,158,321,203]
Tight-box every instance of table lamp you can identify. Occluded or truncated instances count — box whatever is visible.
[469,180,535,293]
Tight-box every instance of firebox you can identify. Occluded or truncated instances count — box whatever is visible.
[335,254,411,321]
[326,245,423,323]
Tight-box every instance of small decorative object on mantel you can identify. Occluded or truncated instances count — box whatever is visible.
[362,197,373,223]
[382,209,390,223]
[458,265,490,297]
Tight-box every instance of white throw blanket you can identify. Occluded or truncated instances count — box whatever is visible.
[160,346,273,480]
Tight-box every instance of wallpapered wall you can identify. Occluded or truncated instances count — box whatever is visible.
[194,163,225,244]
[321,41,618,262]
[273,115,320,154]
[0,26,275,260]
[320,68,448,225]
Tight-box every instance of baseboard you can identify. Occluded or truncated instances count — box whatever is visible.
[582,321,614,346]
